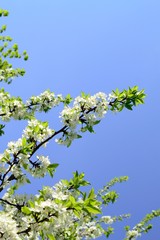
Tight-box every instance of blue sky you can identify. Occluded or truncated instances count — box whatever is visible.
[1,1,160,239]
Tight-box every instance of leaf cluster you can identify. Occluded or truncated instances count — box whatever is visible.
[110,86,145,111]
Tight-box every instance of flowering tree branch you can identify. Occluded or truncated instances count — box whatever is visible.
[0,7,159,240]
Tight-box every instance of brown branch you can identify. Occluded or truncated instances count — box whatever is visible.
[0,198,23,210]
[0,98,116,192]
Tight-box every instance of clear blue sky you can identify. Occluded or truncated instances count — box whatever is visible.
[1,1,160,239]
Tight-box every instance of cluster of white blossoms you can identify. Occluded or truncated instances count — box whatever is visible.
[126,229,141,239]
[30,155,51,178]
[0,89,65,122]
[60,106,80,130]
[100,215,114,224]
[7,137,22,154]
[0,68,147,239]
[78,222,103,239]
[0,139,29,189]
[108,92,117,102]
[0,89,26,121]
[23,119,54,142]
[0,92,111,182]
[26,90,63,112]
[0,179,115,240]
[52,182,69,200]
[56,92,109,146]
[0,213,21,240]
[55,130,81,147]
[61,92,108,129]
[0,68,16,82]
[0,120,55,189]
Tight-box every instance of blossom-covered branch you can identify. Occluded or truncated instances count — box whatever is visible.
[0,87,145,194]
[1,172,129,239]
[0,7,159,240]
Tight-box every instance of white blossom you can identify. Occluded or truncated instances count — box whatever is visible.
[0,213,21,240]
[23,119,54,142]
[101,215,114,224]
[126,230,141,239]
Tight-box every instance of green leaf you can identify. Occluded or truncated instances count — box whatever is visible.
[13,43,18,51]
[124,226,130,231]
[81,126,88,132]
[24,55,29,61]
[77,134,82,139]
[0,124,5,136]
[88,188,95,199]
[64,94,73,104]
[34,125,39,132]
[22,137,27,147]
[87,125,94,133]
[21,206,31,215]
[47,234,56,240]
[85,205,101,214]
[104,226,114,238]
[26,178,31,184]
[42,121,48,128]
[93,120,101,125]
[125,104,133,110]
[22,163,28,170]
[47,163,59,177]
[3,10,9,16]
[28,200,35,208]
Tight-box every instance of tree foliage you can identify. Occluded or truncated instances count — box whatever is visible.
[0,8,159,240]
